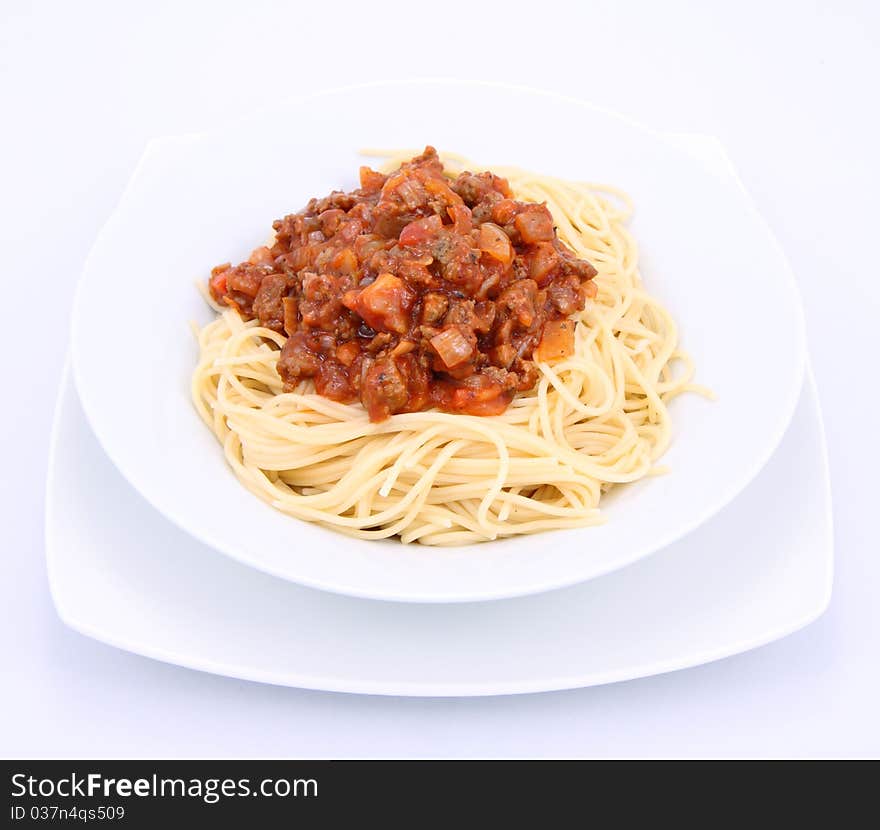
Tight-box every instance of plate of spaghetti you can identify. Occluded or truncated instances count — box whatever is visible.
[71,81,806,602]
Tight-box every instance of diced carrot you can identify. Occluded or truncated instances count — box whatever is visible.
[534,319,575,363]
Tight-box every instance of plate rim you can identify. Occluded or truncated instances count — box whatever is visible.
[68,83,809,602]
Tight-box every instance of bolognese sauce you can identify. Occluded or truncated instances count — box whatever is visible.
[208,147,597,421]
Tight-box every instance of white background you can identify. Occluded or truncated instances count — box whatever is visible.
[1,1,877,758]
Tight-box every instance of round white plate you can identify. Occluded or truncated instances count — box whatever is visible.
[70,83,806,602]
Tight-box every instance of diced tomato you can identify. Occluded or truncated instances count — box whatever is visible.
[346,273,415,334]
[515,206,555,243]
[227,264,265,298]
[399,215,443,248]
[491,199,518,225]
[359,166,387,193]
[208,264,229,302]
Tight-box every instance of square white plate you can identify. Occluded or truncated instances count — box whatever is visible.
[45,365,832,696]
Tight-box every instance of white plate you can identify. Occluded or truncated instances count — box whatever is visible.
[70,82,806,602]
[46,365,832,696]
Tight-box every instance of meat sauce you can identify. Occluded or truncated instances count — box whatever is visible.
[208,147,597,421]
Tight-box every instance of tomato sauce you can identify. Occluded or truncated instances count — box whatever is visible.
[209,147,597,421]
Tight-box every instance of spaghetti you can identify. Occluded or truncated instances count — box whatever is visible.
[192,150,703,545]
